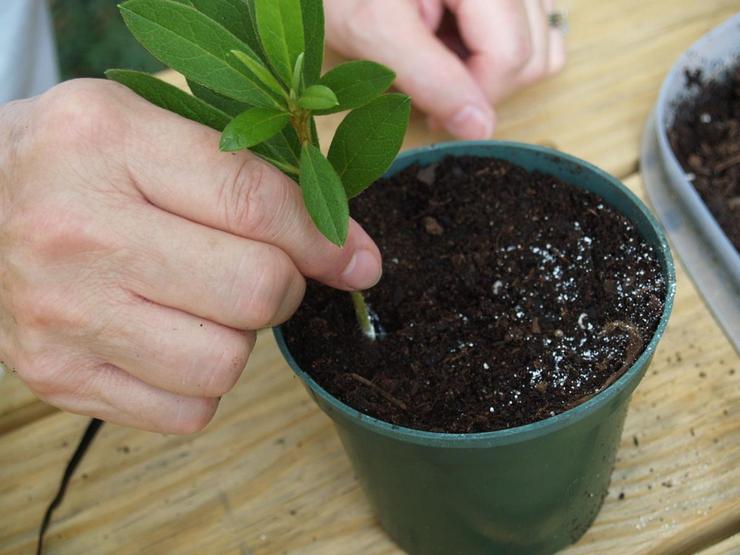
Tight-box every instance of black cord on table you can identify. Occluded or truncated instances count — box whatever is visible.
[37,418,104,555]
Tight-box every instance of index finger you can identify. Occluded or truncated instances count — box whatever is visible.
[119,84,382,292]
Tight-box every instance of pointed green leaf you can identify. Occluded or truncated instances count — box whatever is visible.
[119,0,278,108]
[299,144,349,246]
[241,0,267,61]
[328,94,411,198]
[254,0,304,84]
[187,81,300,171]
[298,85,338,110]
[300,0,324,85]
[231,50,287,98]
[187,79,249,117]
[291,53,305,96]
[310,118,320,147]
[188,0,252,45]
[106,70,230,131]
[220,108,290,151]
[317,61,395,114]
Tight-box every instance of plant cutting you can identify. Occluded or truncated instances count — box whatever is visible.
[113,2,676,554]
[109,0,410,339]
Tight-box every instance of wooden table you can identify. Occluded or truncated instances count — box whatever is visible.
[2,1,739,553]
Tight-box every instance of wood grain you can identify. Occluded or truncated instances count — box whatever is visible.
[1,0,739,553]
[0,376,55,435]
[697,534,740,555]
[1,176,738,555]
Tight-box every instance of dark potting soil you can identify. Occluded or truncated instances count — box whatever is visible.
[283,156,667,433]
[668,63,740,251]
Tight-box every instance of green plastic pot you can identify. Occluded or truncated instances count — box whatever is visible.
[274,141,676,555]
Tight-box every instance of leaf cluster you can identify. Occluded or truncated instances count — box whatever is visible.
[108,0,411,246]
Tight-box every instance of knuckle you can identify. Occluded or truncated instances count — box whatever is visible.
[273,272,306,326]
[15,285,86,332]
[22,200,103,257]
[498,34,533,72]
[38,79,124,150]
[344,2,387,43]
[239,247,294,328]
[341,0,416,46]
[16,354,65,397]
[170,398,218,435]
[202,333,253,397]
[14,285,58,330]
[220,157,276,236]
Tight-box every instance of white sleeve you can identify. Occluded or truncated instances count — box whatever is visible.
[0,0,60,103]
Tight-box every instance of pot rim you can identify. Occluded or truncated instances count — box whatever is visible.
[274,140,676,448]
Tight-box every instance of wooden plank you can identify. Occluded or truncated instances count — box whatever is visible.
[0,175,737,555]
[1,1,738,552]
[484,0,740,179]
[696,534,740,555]
[0,375,55,435]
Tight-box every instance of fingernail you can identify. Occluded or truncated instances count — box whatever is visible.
[445,105,494,140]
[341,249,382,290]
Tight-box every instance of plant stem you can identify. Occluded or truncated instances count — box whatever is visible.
[351,290,376,340]
[291,111,378,341]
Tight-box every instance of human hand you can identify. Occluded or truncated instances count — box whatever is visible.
[0,79,382,434]
[324,0,566,139]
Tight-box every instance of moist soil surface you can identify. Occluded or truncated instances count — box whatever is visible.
[669,63,740,251]
[283,156,667,433]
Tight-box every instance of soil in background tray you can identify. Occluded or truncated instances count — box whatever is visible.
[283,156,667,433]
[669,63,740,251]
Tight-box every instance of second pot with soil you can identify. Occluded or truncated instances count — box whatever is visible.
[275,141,675,554]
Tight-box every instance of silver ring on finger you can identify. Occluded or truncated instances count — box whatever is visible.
[547,11,569,34]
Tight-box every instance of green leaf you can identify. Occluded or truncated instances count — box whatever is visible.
[300,144,349,246]
[188,0,252,45]
[300,0,324,85]
[187,81,300,170]
[220,108,290,151]
[317,61,395,114]
[106,69,230,131]
[251,124,301,174]
[187,79,249,117]
[242,0,267,61]
[119,0,279,108]
[328,94,411,198]
[231,50,287,98]
[298,85,338,110]
[254,0,304,85]
[291,53,305,96]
